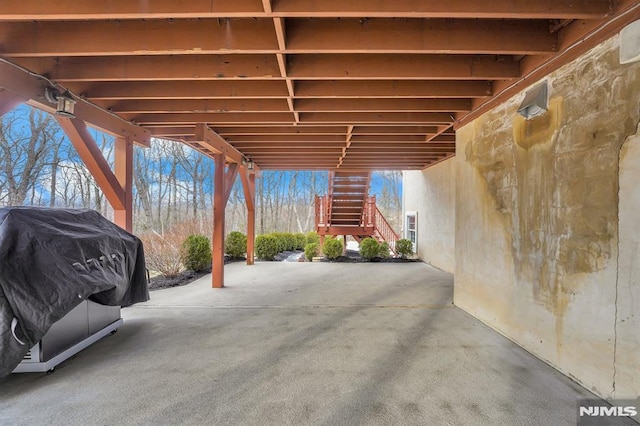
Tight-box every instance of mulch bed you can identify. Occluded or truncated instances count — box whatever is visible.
[148,256,245,291]
[320,249,419,263]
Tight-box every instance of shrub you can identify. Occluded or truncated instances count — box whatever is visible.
[284,233,297,251]
[304,242,319,261]
[255,235,279,260]
[294,233,307,250]
[181,234,212,272]
[378,242,391,258]
[322,238,343,260]
[271,232,296,252]
[359,237,380,261]
[306,231,320,245]
[270,232,285,253]
[140,231,183,278]
[395,239,413,259]
[225,231,247,258]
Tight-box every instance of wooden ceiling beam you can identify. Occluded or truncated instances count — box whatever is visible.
[294,80,493,98]
[217,126,347,135]
[241,148,344,154]
[351,126,441,134]
[0,0,266,19]
[101,99,291,114]
[0,89,26,116]
[227,134,347,142]
[15,54,519,81]
[14,55,281,82]
[230,143,347,149]
[350,143,455,149]
[79,81,289,100]
[0,19,279,57]
[299,112,453,124]
[0,0,609,20]
[1,18,555,57]
[294,98,472,112]
[273,0,610,19]
[129,112,296,125]
[286,18,556,55]
[194,123,245,165]
[350,135,428,142]
[243,148,455,155]
[149,126,196,137]
[250,154,342,159]
[288,54,520,80]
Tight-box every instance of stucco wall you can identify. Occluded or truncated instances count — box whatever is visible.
[402,158,455,273]
[454,36,640,399]
[618,125,640,398]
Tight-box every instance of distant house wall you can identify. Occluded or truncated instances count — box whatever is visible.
[403,35,640,399]
[402,159,455,273]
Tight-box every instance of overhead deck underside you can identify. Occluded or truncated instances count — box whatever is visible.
[0,0,639,170]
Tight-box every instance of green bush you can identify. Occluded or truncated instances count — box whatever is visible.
[181,234,211,272]
[294,233,307,250]
[322,238,343,260]
[378,242,391,258]
[284,233,297,251]
[225,231,247,258]
[255,235,279,260]
[395,239,413,259]
[271,232,297,252]
[306,231,320,245]
[270,232,286,253]
[304,242,319,261]
[359,237,380,261]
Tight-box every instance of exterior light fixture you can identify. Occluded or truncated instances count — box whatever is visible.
[247,161,254,171]
[517,81,548,120]
[620,19,640,64]
[44,87,77,118]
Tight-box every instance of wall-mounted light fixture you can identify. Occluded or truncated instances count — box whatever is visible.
[620,19,640,64]
[517,81,548,120]
[44,87,77,118]
[247,161,254,171]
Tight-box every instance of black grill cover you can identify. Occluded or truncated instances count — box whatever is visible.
[0,207,148,378]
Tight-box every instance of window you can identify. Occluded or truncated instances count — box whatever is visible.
[405,211,417,252]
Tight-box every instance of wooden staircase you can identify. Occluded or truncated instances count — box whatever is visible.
[315,171,400,252]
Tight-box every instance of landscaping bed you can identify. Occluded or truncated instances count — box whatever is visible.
[319,249,418,263]
[148,256,244,291]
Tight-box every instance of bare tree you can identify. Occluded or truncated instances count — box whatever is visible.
[0,109,59,206]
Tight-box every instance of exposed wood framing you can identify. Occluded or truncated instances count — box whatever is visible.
[0,0,632,171]
[0,60,150,146]
[55,117,126,211]
[240,169,256,265]
[113,136,133,231]
[212,154,240,288]
[0,89,26,116]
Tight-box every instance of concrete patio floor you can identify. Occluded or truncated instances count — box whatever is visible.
[1,262,603,425]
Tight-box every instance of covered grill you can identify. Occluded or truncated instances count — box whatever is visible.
[0,207,148,378]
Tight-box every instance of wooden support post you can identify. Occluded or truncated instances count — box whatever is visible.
[114,136,133,232]
[212,153,226,288]
[343,235,347,255]
[224,163,239,203]
[240,169,256,265]
[212,156,240,288]
[56,117,125,211]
